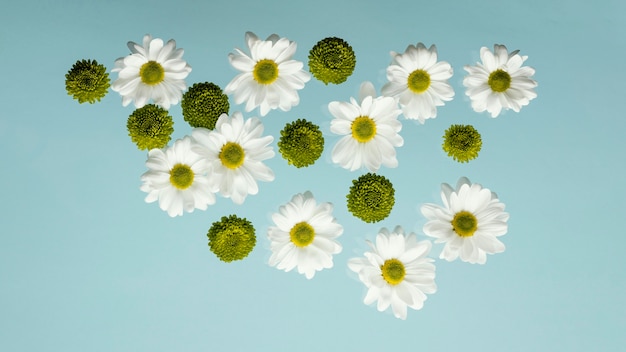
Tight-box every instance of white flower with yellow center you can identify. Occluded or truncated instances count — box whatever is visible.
[140,136,216,217]
[268,191,343,279]
[224,32,311,117]
[348,226,436,320]
[329,81,403,172]
[420,177,510,264]
[191,112,275,205]
[463,44,538,117]
[381,43,454,123]
[111,34,191,110]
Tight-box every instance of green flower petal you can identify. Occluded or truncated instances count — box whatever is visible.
[208,215,256,263]
[127,104,174,150]
[65,59,110,104]
[308,37,356,85]
[442,124,482,163]
[278,119,324,168]
[181,82,229,129]
[346,173,395,223]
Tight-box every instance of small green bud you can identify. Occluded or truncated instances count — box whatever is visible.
[208,215,256,263]
[347,173,395,223]
[308,37,356,85]
[181,82,229,129]
[442,124,482,163]
[127,104,174,150]
[65,59,110,104]
[278,119,324,168]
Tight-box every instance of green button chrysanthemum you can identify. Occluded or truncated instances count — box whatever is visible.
[277,119,324,168]
[181,82,229,129]
[442,124,482,163]
[127,104,174,150]
[65,59,110,104]
[308,37,356,85]
[347,173,395,223]
[208,215,256,263]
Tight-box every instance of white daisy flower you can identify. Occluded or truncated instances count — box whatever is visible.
[348,226,436,320]
[224,31,311,117]
[381,43,454,123]
[268,191,343,279]
[191,112,275,205]
[140,136,216,217]
[463,44,538,117]
[329,81,404,172]
[420,177,510,264]
[112,34,191,109]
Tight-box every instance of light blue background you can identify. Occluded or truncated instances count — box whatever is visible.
[1,0,624,351]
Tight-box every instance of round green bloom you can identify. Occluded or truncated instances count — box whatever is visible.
[347,173,395,223]
[277,119,324,168]
[65,59,110,104]
[127,104,174,150]
[308,37,356,85]
[442,124,482,163]
[181,82,229,129]
[207,215,256,263]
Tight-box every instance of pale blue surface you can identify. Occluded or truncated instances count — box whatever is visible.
[1,0,625,351]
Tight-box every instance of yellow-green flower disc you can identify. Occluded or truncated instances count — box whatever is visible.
[181,82,230,129]
[346,173,395,223]
[277,119,324,168]
[207,215,256,263]
[308,37,356,85]
[127,104,174,150]
[65,59,110,104]
[442,124,482,163]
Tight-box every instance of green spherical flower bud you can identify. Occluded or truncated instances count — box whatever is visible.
[347,173,395,223]
[308,37,356,85]
[277,119,324,168]
[127,104,174,150]
[65,59,110,104]
[181,82,229,129]
[207,215,256,263]
[442,124,482,163]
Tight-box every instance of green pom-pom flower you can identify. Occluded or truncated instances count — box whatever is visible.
[442,124,482,163]
[127,104,174,150]
[308,37,356,85]
[207,215,256,263]
[181,82,229,129]
[65,59,110,104]
[347,173,395,223]
[277,119,324,168]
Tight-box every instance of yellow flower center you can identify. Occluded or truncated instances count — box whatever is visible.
[289,222,315,247]
[253,59,279,85]
[451,211,478,237]
[139,61,165,85]
[381,258,405,285]
[351,116,377,143]
[407,69,431,93]
[219,142,245,169]
[488,69,511,93]
[169,163,194,190]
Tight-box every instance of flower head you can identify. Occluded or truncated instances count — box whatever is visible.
[463,44,537,117]
[127,104,174,150]
[381,43,454,123]
[308,37,356,85]
[191,112,275,205]
[224,32,310,116]
[208,215,256,262]
[268,191,343,279]
[140,136,216,217]
[278,119,324,168]
[65,59,110,104]
[111,34,191,109]
[442,124,482,163]
[420,177,510,264]
[348,226,436,320]
[347,173,395,223]
[181,82,229,129]
[329,81,404,172]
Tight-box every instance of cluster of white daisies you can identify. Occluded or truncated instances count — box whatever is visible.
[107,32,531,319]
